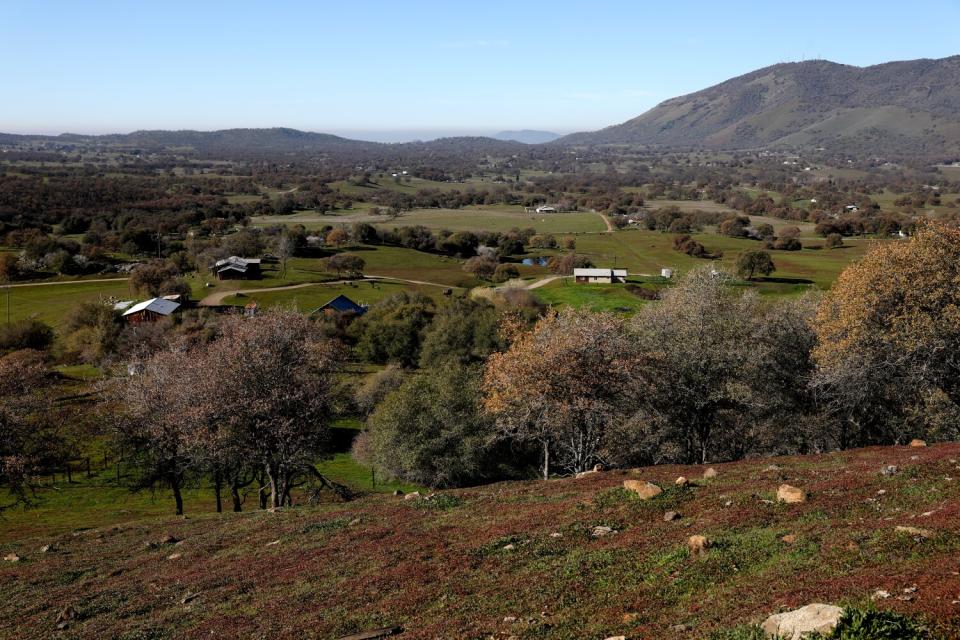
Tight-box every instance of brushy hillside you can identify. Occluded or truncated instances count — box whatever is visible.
[563,56,960,156]
[2,443,959,639]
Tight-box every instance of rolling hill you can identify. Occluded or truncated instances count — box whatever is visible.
[562,56,960,156]
[494,129,562,144]
[2,442,959,638]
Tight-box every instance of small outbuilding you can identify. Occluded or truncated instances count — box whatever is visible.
[573,268,628,284]
[212,256,262,280]
[122,297,181,324]
[310,294,367,316]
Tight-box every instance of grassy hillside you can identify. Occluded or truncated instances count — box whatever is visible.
[2,443,958,639]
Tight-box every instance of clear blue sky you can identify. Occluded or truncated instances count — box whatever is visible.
[4,0,960,141]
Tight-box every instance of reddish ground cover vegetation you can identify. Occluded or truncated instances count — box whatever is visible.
[2,443,959,639]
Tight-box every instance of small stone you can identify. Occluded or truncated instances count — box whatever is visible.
[895,525,934,539]
[781,534,797,544]
[266,539,280,546]
[703,467,718,479]
[877,489,887,495]
[671,624,691,632]
[664,511,681,521]
[403,491,421,500]
[592,463,604,472]
[592,525,616,538]
[604,636,626,640]
[502,543,515,551]
[503,616,517,623]
[622,612,639,623]
[777,484,807,504]
[549,532,563,538]
[3,553,20,562]
[393,490,403,496]
[687,535,709,557]
[348,518,361,526]
[880,465,899,477]
[56,606,77,627]
[871,590,891,600]
[622,479,662,499]
[575,469,598,478]
[724,500,733,507]
[908,439,927,448]
[761,603,843,640]
[903,585,918,594]
[180,591,200,605]
[158,533,179,545]
[675,476,689,486]
[764,464,781,472]
[39,544,54,553]
[167,553,181,560]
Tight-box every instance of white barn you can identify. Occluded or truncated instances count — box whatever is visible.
[573,268,628,284]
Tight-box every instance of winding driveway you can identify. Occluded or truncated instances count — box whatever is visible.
[198,275,458,306]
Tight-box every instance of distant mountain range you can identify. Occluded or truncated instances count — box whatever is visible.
[562,55,960,156]
[493,130,561,144]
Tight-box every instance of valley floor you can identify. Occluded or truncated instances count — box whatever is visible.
[2,444,959,639]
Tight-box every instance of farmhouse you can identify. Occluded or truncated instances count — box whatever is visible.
[212,256,262,280]
[122,297,181,324]
[310,294,367,316]
[573,268,628,284]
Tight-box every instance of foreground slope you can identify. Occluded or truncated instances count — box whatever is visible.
[2,444,959,639]
[563,56,960,156]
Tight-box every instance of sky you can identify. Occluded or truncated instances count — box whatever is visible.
[4,0,960,141]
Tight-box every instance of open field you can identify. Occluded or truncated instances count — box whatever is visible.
[252,206,607,235]
[533,279,656,314]
[2,280,134,327]
[216,280,447,312]
[574,229,877,290]
[2,443,958,639]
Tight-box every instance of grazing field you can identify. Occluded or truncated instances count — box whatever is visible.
[252,206,608,234]
[574,229,877,290]
[217,279,446,312]
[2,443,958,639]
[2,280,134,327]
[532,279,655,314]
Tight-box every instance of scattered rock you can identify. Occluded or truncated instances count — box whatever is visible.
[781,534,797,544]
[348,518,362,526]
[166,553,181,560]
[575,469,598,478]
[877,489,887,495]
[871,589,891,600]
[502,616,517,623]
[622,612,639,623]
[180,591,200,605]
[55,605,77,629]
[895,525,934,539]
[549,532,563,538]
[502,544,515,551]
[622,479,662,499]
[687,535,710,557]
[392,490,403,496]
[266,539,281,546]
[760,603,843,640]
[777,484,807,504]
[909,439,927,448]
[592,525,617,538]
[671,624,691,632]
[3,553,20,562]
[880,465,899,477]
[403,492,421,501]
[703,467,718,479]
[764,464,781,472]
[158,533,179,545]
[675,476,689,487]
[39,544,55,554]
[604,636,626,640]
[143,541,158,550]
[664,511,681,522]
[723,500,733,508]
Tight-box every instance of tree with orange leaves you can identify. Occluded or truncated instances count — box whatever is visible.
[482,309,641,478]
[813,222,960,445]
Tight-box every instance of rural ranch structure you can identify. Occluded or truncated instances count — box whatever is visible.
[574,267,628,284]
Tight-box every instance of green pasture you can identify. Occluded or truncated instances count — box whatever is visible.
[2,280,133,328]
[218,279,444,312]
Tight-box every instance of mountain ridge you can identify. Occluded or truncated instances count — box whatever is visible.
[561,55,960,156]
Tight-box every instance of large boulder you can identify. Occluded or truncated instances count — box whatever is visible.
[777,484,807,504]
[761,604,843,639]
[623,479,662,499]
